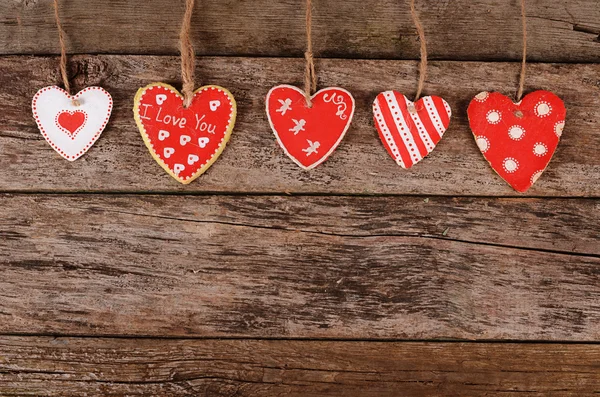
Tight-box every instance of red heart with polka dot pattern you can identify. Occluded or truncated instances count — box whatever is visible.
[467,91,566,192]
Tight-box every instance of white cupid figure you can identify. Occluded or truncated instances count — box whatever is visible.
[289,119,306,135]
[303,140,320,156]
[277,98,292,116]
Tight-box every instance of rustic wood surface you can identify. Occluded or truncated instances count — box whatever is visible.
[1,56,599,196]
[1,194,598,339]
[0,337,598,396]
[1,0,599,62]
[1,0,599,394]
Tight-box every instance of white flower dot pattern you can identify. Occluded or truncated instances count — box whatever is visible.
[475,91,489,102]
[503,157,519,173]
[486,110,501,124]
[554,120,565,137]
[476,136,490,153]
[533,142,548,157]
[530,170,544,185]
[508,125,525,141]
[535,101,552,118]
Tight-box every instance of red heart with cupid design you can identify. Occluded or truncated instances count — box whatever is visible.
[373,91,451,168]
[266,85,355,170]
[133,83,236,184]
[468,91,566,192]
[57,110,87,138]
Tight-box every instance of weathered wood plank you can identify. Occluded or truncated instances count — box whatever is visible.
[1,337,599,396]
[1,194,598,339]
[1,0,599,62]
[1,56,599,196]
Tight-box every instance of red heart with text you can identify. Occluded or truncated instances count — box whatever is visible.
[373,91,451,168]
[266,85,355,170]
[468,91,566,192]
[57,110,87,139]
[133,83,236,184]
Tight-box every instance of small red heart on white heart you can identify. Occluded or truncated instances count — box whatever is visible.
[210,100,221,111]
[188,154,200,165]
[180,135,191,145]
[198,137,210,148]
[164,147,175,158]
[158,129,170,141]
[32,86,112,161]
[156,94,167,105]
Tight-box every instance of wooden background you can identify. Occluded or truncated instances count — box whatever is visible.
[1,0,599,395]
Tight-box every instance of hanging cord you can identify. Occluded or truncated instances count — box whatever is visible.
[516,0,527,102]
[180,0,196,108]
[409,0,427,103]
[53,0,78,105]
[304,0,317,107]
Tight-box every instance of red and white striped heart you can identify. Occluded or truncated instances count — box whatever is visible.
[373,91,451,168]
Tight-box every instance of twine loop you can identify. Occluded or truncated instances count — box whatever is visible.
[409,0,427,103]
[516,0,527,102]
[53,0,79,106]
[180,0,196,108]
[304,0,316,107]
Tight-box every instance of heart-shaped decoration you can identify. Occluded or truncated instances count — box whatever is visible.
[57,110,87,138]
[133,83,236,184]
[266,85,355,170]
[32,86,113,161]
[373,91,451,168]
[467,91,566,192]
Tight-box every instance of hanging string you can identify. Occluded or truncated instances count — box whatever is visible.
[53,0,75,102]
[409,0,427,103]
[516,0,527,102]
[180,0,196,108]
[304,0,317,107]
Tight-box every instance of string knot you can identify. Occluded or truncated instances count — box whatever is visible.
[182,82,195,108]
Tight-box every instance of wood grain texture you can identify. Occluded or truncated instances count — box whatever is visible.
[1,337,599,396]
[1,55,599,196]
[1,194,598,339]
[1,0,599,62]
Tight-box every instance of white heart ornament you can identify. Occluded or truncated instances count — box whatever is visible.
[32,86,113,161]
